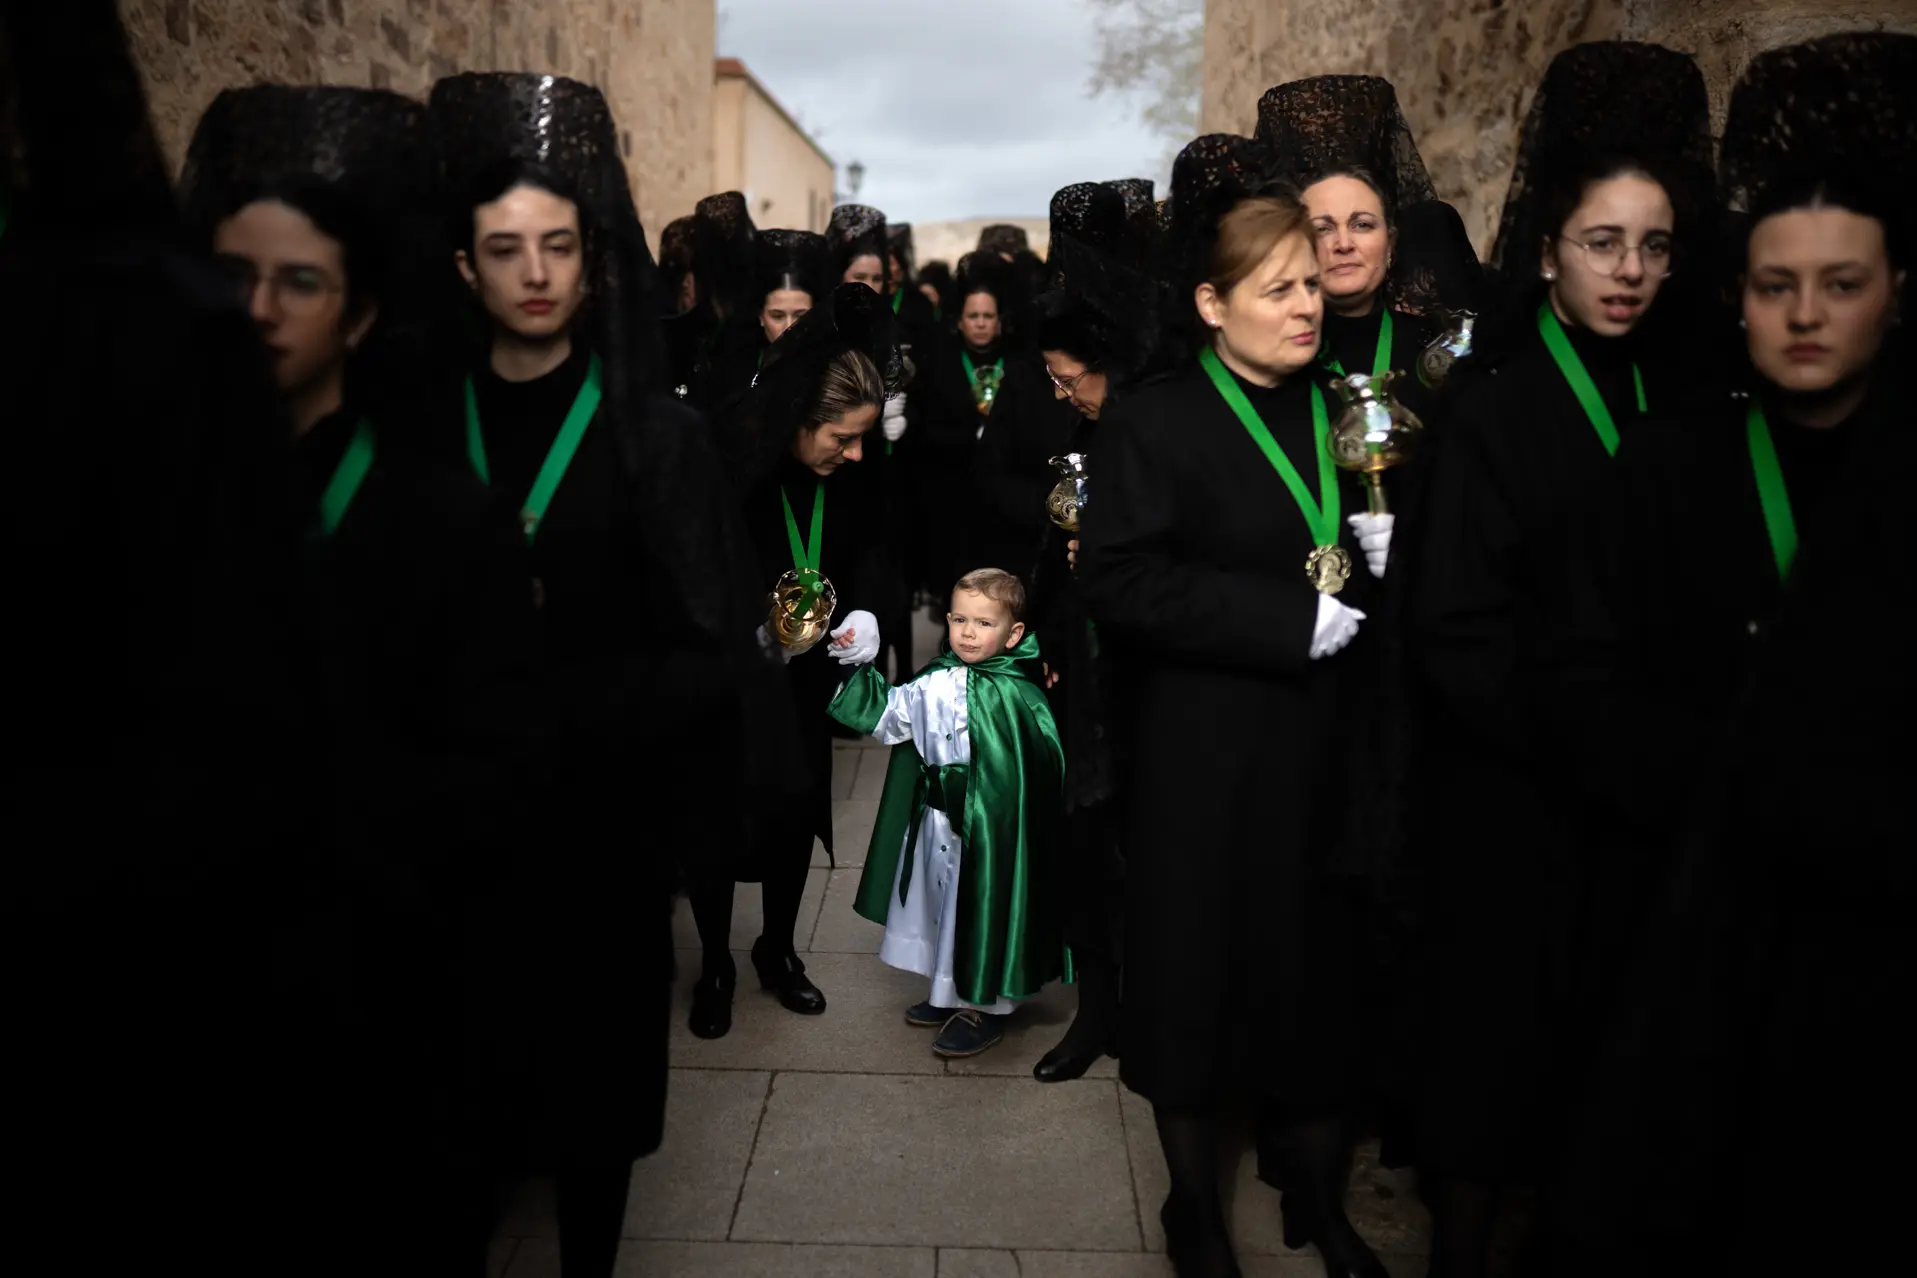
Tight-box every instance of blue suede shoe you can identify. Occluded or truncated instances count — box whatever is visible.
[932,1009,1006,1058]
[905,1000,946,1027]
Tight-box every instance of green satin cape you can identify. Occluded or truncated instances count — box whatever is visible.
[828,633,1068,1005]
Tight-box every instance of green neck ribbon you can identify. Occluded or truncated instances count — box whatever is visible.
[314,418,377,538]
[829,630,1068,1006]
[1198,347,1339,548]
[1324,307,1393,379]
[781,481,826,611]
[465,351,603,543]
[1745,401,1798,582]
[1537,303,1647,457]
[891,288,903,314]
[960,349,1004,410]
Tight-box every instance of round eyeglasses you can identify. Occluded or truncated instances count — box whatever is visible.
[1558,234,1675,280]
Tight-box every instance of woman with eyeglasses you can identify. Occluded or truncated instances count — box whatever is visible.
[1539,35,1916,1275]
[1401,42,1724,1278]
[183,83,544,1272]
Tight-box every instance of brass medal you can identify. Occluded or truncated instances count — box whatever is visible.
[1305,544,1352,595]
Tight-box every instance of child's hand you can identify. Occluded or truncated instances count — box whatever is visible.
[1067,539,1078,570]
[1043,662,1060,690]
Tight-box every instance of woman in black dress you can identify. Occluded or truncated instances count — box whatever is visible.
[1078,135,1391,1278]
[181,81,540,1273]
[1025,178,1168,1084]
[1399,42,1720,1278]
[428,72,769,1278]
[686,282,910,1038]
[1543,33,1916,1276]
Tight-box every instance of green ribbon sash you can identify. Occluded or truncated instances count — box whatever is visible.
[829,633,1067,1005]
[961,350,1004,413]
[1324,308,1393,379]
[1537,304,1647,457]
[1198,347,1339,547]
[1745,401,1798,581]
[781,481,826,611]
[465,351,603,543]
[314,418,376,538]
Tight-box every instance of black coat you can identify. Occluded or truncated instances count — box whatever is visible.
[1078,361,1380,1109]
[738,452,888,862]
[974,352,1081,586]
[1546,360,1916,1272]
[461,343,756,1167]
[1402,318,1696,1183]
[912,334,1001,591]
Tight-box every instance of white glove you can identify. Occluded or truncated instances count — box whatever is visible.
[881,395,907,442]
[830,609,881,666]
[1310,593,1366,661]
[1347,512,1395,579]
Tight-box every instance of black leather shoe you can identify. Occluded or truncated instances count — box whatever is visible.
[750,939,826,1015]
[688,958,736,1040]
[1033,1034,1113,1083]
[1161,1195,1242,1278]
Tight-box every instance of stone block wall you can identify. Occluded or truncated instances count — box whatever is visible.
[119,0,714,241]
[1201,0,1917,254]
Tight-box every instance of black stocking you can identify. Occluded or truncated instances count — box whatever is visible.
[1054,951,1119,1055]
[758,831,812,956]
[555,1163,632,1278]
[1425,1177,1497,1278]
[1153,1104,1237,1276]
[688,873,736,972]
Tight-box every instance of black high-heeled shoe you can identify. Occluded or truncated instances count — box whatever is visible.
[688,957,736,1040]
[1161,1195,1242,1278]
[1280,1191,1390,1278]
[750,938,826,1015]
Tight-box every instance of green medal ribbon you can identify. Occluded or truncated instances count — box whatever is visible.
[890,288,903,314]
[1324,308,1393,379]
[464,352,603,543]
[961,350,1004,412]
[1198,347,1339,547]
[314,418,376,538]
[1537,304,1647,457]
[1745,401,1798,582]
[781,482,827,611]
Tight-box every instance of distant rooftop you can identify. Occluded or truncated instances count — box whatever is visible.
[715,57,834,169]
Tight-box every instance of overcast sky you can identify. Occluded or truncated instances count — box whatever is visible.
[716,0,1169,223]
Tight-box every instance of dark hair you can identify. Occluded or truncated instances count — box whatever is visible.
[452,157,589,253]
[1302,164,1395,228]
[1537,152,1680,261]
[1744,174,1907,274]
[209,173,383,323]
[1033,289,1106,368]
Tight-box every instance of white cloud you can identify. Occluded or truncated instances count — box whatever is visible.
[715,0,1166,223]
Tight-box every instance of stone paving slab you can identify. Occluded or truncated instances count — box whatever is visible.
[1119,1089,1428,1259]
[808,867,884,954]
[672,867,830,954]
[731,1073,1141,1251]
[618,1241,937,1276]
[814,800,879,869]
[625,1069,773,1242]
[850,747,890,802]
[668,949,948,1075]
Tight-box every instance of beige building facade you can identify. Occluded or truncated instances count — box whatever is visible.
[118,0,716,243]
[1202,0,1917,253]
[712,58,836,233]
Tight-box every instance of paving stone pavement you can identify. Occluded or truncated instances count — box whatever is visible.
[491,613,1433,1276]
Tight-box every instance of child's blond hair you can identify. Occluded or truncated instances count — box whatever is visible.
[953,568,1027,621]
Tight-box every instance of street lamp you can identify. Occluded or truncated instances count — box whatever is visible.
[847,159,865,200]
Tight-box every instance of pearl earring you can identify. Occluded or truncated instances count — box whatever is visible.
[1543,270,1556,282]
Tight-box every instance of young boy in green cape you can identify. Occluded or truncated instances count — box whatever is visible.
[827,568,1067,1058]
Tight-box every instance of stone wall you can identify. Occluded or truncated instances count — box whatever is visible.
[118,0,714,241]
[1201,0,1917,254]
